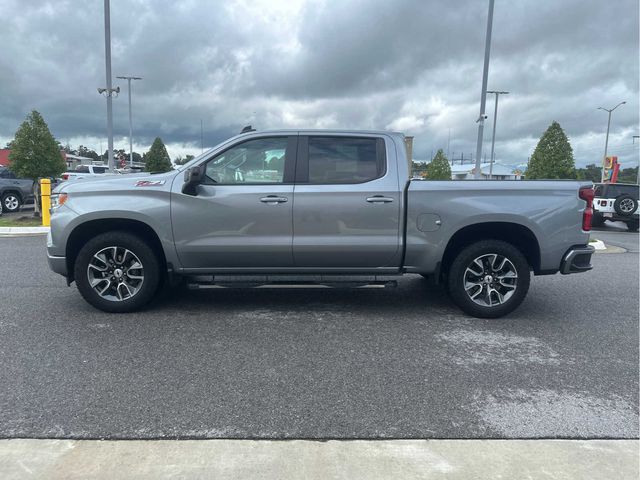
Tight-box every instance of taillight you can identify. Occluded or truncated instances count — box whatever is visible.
[579,186,594,231]
[62,173,69,180]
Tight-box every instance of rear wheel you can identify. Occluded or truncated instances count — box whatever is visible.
[2,192,21,213]
[74,231,162,313]
[447,240,530,318]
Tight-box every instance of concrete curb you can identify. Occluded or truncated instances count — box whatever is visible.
[0,226,49,237]
[0,439,637,480]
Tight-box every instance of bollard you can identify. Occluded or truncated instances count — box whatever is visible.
[40,178,51,227]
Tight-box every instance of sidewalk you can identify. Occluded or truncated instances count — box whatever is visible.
[0,439,637,479]
[0,226,49,236]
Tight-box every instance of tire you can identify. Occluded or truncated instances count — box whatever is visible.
[591,213,605,228]
[613,194,638,217]
[447,240,530,319]
[74,231,162,313]
[627,220,639,232]
[2,192,22,213]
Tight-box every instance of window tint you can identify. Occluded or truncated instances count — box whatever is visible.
[307,137,384,184]
[93,166,107,174]
[596,184,638,200]
[204,137,288,184]
[75,165,90,173]
[0,167,16,179]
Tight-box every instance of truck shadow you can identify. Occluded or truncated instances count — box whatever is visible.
[152,275,458,317]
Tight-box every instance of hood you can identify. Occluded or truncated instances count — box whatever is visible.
[54,170,179,194]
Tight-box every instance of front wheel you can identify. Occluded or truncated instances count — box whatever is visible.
[74,231,162,313]
[447,240,531,318]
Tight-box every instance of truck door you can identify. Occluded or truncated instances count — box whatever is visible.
[171,135,297,270]
[292,135,402,268]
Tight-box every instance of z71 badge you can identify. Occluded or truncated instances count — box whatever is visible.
[135,180,166,187]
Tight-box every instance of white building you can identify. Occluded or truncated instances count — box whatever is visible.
[450,163,522,180]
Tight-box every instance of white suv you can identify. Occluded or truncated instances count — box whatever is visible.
[592,183,639,232]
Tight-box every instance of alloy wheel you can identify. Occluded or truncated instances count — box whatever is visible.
[463,253,518,307]
[4,195,19,211]
[87,246,145,302]
[620,198,635,214]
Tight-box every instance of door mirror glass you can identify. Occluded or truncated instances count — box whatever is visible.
[182,165,204,195]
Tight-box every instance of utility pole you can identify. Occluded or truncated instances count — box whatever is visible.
[634,135,640,184]
[116,76,142,167]
[201,119,204,153]
[486,90,509,180]
[474,0,495,179]
[598,101,626,182]
[101,0,116,173]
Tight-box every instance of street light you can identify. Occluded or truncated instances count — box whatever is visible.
[486,90,509,180]
[474,0,496,179]
[116,76,142,167]
[597,101,626,182]
[101,0,116,173]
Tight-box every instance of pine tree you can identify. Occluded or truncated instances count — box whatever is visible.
[526,121,576,179]
[424,149,452,180]
[144,137,173,172]
[8,110,66,179]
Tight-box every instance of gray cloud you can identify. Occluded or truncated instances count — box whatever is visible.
[0,0,638,168]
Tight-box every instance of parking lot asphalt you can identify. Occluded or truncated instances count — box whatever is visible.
[0,235,637,440]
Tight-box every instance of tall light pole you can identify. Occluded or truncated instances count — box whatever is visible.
[487,90,509,180]
[633,135,640,185]
[101,0,116,173]
[598,101,626,182]
[474,0,495,179]
[116,76,142,167]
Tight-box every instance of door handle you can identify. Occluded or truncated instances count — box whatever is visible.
[260,195,288,204]
[366,196,394,203]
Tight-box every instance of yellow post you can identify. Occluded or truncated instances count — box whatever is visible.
[40,178,51,227]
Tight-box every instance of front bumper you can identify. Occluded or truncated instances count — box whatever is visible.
[47,251,67,277]
[560,245,594,274]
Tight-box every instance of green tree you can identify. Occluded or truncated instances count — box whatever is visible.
[424,149,452,180]
[8,110,66,179]
[575,163,601,182]
[617,166,638,184]
[174,154,195,166]
[526,121,576,179]
[76,145,100,161]
[144,137,172,172]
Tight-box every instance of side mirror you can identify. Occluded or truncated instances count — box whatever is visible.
[182,165,203,195]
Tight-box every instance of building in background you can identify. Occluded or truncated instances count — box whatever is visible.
[450,162,522,180]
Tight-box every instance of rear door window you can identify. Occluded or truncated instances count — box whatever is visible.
[302,137,385,184]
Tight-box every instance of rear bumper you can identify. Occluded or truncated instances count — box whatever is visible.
[47,252,67,277]
[560,245,594,274]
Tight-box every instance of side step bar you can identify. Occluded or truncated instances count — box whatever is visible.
[185,274,399,289]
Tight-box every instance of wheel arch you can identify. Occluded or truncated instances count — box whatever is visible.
[2,189,23,202]
[440,222,541,281]
[65,218,167,283]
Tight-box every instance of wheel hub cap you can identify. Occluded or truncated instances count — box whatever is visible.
[463,253,518,307]
[87,246,144,302]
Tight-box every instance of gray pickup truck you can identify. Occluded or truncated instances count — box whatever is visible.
[47,130,595,318]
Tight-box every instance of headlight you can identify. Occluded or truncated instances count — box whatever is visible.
[50,193,68,210]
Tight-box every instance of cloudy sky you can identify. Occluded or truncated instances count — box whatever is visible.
[1,0,638,168]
